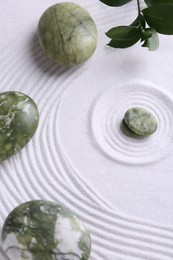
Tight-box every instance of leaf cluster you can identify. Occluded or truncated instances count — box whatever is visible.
[100,0,173,50]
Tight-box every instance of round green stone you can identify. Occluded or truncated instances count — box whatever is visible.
[37,2,98,66]
[123,107,157,136]
[0,91,39,161]
[1,200,92,260]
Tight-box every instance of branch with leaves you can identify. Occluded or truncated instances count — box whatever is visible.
[100,0,173,50]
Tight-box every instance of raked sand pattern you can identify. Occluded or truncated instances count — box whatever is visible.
[1,1,173,259]
[90,82,173,165]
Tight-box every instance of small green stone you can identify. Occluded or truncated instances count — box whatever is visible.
[37,2,98,66]
[123,107,157,136]
[0,91,39,161]
[1,200,92,260]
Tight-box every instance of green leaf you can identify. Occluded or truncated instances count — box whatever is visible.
[99,0,131,7]
[141,28,159,50]
[108,38,139,48]
[144,0,173,6]
[106,26,141,48]
[106,26,141,40]
[142,4,173,34]
[131,14,146,28]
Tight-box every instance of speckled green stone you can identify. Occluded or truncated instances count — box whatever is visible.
[37,2,98,66]
[0,91,39,161]
[124,107,157,136]
[1,200,91,260]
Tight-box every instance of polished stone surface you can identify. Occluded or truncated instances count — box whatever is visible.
[0,91,39,161]
[38,2,98,66]
[124,107,157,136]
[1,200,91,260]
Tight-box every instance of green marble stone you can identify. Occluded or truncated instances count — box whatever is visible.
[0,91,39,161]
[37,2,98,66]
[1,200,92,260]
[123,107,157,136]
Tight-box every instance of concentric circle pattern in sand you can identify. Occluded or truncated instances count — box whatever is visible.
[91,82,173,165]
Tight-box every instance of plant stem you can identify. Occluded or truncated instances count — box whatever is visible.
[137,0,143,29]
[137,0,141,16]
